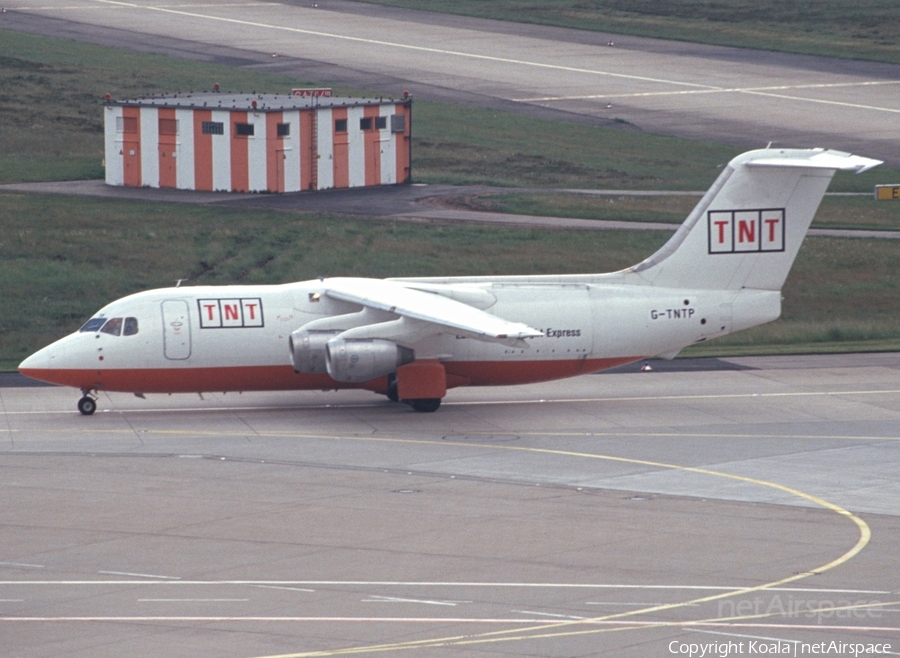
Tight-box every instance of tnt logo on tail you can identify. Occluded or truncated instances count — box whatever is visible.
[708,209,785,254]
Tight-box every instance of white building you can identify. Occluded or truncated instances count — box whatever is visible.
[104,91,412,193]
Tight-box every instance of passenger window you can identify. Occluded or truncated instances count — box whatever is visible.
[123,317,139,336]
[79,318,106,333]
[100,318,123,336]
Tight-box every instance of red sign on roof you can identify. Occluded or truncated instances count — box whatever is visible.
[291,88,333,97]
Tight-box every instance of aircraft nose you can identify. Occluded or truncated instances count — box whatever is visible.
[19,346,54,379]
[19,341,67,386]
[19,333,102,389]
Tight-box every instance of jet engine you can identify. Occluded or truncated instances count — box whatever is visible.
[289,329,340,374]
[325,338,415,383]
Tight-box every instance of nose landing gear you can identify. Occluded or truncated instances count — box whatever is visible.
[78,390,98,415]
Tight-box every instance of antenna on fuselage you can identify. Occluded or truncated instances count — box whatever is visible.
[176,279,185,288]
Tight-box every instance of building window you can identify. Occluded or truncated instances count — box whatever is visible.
[390,114,406,133]
[202,121,224,135]
[159,118,178,135]
[276,123,290,137]
[235,123,254,136]
[335,118,347,133]
[359,117,372,131]
[117,116,138,134]
[375,116,387,130]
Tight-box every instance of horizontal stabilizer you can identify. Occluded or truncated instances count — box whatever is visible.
[745,150,881,173]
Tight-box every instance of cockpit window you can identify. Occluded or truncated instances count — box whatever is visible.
[79,318,106,333]
[79,316,138,336]
[100,318,123,336]
[123,317,139,336]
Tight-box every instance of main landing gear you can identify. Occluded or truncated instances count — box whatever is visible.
[385,373,442,412]
[78,390,98,415]
[408,398,441,413]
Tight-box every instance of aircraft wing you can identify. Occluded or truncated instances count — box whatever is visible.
[322,277,543,345]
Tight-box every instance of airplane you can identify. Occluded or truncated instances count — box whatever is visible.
[19,148,880,414]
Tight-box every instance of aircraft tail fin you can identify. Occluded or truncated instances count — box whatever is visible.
[627,148,880,291]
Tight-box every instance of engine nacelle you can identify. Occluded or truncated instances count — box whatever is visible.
[289,329,339,374]
[325,338,415,383]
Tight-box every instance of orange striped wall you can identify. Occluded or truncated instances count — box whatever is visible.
[300,109,315,191]
[265,111,284,193]
[193,110,213,192]
[122,106,142,188]
[112,100,410,192]
[395,102,411,184]
[157,107,177,189]
[363,105,381,187]
[230,111,249,192]
[332,107,349,189]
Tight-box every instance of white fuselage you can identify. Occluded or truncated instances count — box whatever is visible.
[19,277,777,395]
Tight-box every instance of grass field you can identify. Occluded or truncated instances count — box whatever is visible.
[441,192,900,231]
[2,29,899,369]
[359,0,900,64]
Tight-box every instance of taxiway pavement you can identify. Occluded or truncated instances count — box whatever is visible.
[2,353,899,657]
[3,0,900,166]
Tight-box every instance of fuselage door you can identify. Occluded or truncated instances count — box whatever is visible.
[161,300,191,360]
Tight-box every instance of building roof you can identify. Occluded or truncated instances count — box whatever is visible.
[107,92,410,112]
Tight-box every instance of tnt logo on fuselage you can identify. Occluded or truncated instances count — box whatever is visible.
[198,298,264,328]
[708,209,785,254]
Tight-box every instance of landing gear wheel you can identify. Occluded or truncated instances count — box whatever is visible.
[409,398,441,413]
[77,396,97,416]
[386,373,400,403]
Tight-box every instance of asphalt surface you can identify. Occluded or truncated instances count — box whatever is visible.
[3,353,900,657]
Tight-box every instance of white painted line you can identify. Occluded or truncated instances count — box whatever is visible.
[517,80,900,110]
[447,388,900,407]
[8,387,899,418]
[363,595,462,607]
[97,571,181,580]
[691,628,802,646]
[0,562,44,569]
[586,601,699,607]
[138,599,249,602]
[512,610,588,620]
[0,581,890,594]
[0,615,603,623]
[3,617,898,632]
[252,585,316,593]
